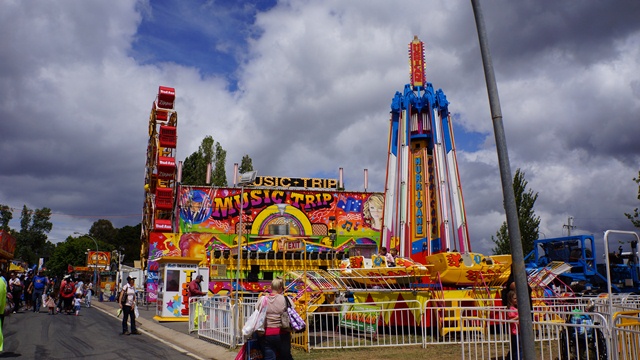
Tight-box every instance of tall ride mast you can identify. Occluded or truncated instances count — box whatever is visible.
[382,36,470,263]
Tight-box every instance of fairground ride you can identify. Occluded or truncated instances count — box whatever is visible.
[138,38,562,334]
[140,86,178,271]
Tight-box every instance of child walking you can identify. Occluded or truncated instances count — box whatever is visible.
[45,294,56,315]
[74,294,82,316]
[505,290,520,360]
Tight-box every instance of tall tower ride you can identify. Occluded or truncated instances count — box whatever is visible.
[382,36,470,264]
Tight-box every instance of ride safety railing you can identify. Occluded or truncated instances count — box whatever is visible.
[460,308,612,360]
[306,300,425,351]
[185,293,640,359]
[189,296,236,347]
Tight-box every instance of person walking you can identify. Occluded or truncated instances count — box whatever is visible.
[258,278,294,360]
[118,276,140,335]
[23,271,33,311]
[30,270,49,313]
[0,271,7,352]
[74,278,84,301]
[85,282,93,308]
[8,273,22,313]
[73,294,82,316]
[59,275,76,315]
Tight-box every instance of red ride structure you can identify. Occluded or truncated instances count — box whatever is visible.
[141,86,178,270]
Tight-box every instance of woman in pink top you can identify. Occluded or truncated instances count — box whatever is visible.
[258,278,293,360]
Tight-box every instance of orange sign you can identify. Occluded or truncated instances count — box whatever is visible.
[409,36,425,87]
[87,251,111,267]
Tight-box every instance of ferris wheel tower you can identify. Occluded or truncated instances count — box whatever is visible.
[140,86,178,269]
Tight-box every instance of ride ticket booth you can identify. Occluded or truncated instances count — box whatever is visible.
[153,256,208,322]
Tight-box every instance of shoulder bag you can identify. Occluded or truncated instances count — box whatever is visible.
[282,296,306,332]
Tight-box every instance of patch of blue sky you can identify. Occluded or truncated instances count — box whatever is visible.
[130,0,276,90]
[451,115,485,153]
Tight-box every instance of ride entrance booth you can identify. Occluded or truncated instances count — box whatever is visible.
[154,256,208,322]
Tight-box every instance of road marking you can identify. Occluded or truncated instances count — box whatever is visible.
[94,305,206,360]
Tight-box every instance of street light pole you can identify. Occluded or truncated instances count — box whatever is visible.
[234,171,257,345]
[75,232,99,289]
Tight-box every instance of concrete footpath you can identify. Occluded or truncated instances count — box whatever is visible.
[93,300,237,360]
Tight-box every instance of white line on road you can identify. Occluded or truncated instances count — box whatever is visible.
[93,305,206,360]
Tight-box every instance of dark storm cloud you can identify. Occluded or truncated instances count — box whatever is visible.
[481,1,640,70]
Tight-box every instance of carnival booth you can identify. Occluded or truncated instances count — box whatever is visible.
[154,256,208,322]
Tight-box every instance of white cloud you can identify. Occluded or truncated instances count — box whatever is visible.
[2,0,640,261]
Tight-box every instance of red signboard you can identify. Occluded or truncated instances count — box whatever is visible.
[0,230,16,258]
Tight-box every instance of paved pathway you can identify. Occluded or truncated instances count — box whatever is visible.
[93,300,237,360]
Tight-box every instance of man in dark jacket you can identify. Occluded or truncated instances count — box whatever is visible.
[187,275,206,298]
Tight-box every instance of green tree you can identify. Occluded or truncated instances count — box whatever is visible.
[89,219,117,243]
[212,142,227,186]
[0,204,12,231]
[182,136,227,186]
[238,154,254,174]
[491,169,541,255]
[47,235,108,276]
[15,206,53,265]
[624,171,640,228]
[113,224,141,267]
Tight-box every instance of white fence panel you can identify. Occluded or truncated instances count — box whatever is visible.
[612,311,640,360]
[461,309,611,360]
[191,296,236,347]
[423,298,501,345]
[307,300,425,351]
[188,296,209,333]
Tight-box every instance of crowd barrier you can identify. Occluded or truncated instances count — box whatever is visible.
[189,295,236,347]
[186,293,640,358]
[307,300,425,351]
[460,308,611,360]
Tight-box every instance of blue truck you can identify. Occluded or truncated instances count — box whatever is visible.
[525,234,640,294]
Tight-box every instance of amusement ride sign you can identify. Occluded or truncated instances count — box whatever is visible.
[251,176,338,189]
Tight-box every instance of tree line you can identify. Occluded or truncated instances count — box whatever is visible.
[0,135,254,276]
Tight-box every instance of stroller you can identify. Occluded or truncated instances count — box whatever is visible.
[559,308,607,360]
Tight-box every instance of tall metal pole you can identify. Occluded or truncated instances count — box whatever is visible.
[233,170,256,345]
[234,183,244,344]
[470,1,535,359]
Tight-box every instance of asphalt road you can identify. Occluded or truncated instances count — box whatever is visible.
[1,307,195,359]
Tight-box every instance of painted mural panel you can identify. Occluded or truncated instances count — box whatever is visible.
[146,187,384,295]
[174,187,383,254]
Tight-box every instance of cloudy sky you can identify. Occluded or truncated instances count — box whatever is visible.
[2,0,640,257]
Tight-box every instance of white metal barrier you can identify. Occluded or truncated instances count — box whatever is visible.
[306,300,425,351]
[184,293,640,356]
[188,296,236,347]
[188,296,209,333]
[460,308,611,360]
[612,311,640,360]
[423,298,502,345]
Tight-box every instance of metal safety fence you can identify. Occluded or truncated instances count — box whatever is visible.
[460,308,611,360]
[189,296,236,347]
[612,311,640,360]
[306,300,425,351]
[185,293,640,358]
